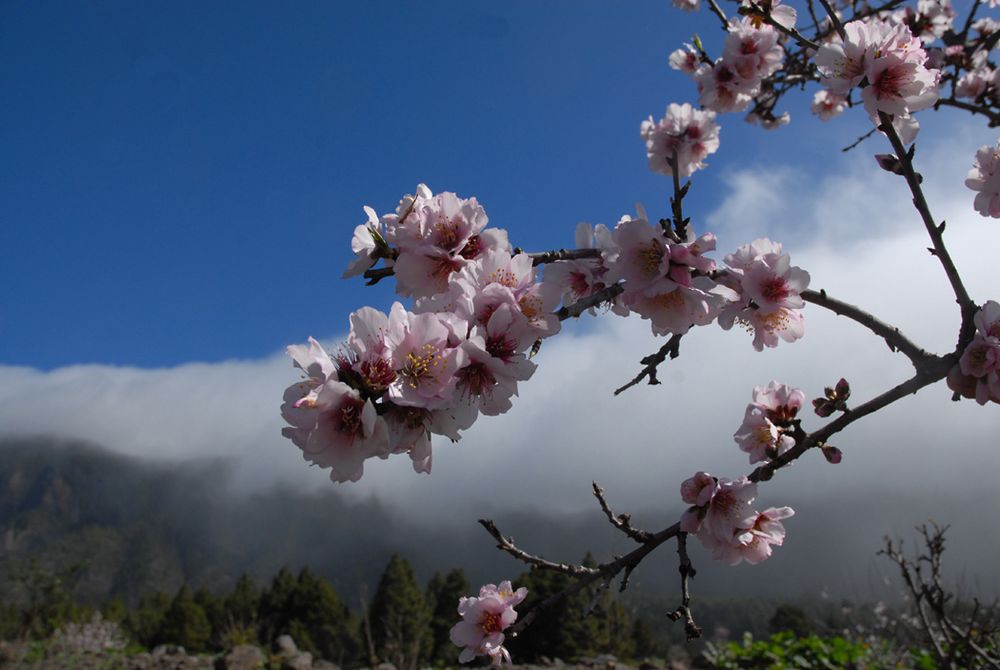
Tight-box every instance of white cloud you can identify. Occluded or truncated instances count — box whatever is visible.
[1,127,998,542]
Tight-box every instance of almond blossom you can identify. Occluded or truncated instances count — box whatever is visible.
[733,381,804,463]
[641,103,721,177]
[451,582,527,666]
[956,300,1000,404]
[679,473,795,565]
[965,140,1000,218]
[811,90,848,120]
[343,206,383,279]
[669,44,700,74]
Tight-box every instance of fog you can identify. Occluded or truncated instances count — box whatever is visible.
[1,130,998,591]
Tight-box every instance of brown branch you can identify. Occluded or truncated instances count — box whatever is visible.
[614,334,684,395]
[841,127,877,153]
[666,532,703,640]
[705,0,731,30]
[477,519,599,577]
[817,0,846,40]
[936,98,1000,127]
[556,282,625,321]
[802,288,935,367]
[529,248,602,265]
[592,481,653,543]
[877,112,978,344]
[363,266,395,285]
[743,3,821,50]
[504,522,681,637]
[748,359,952,483]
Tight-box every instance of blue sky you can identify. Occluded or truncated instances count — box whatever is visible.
[0,0,883,370]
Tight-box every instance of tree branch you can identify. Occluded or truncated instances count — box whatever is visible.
[613,334,684,395]
[592,481,653,543]
[877,112,976,330]
[802,288,935,367]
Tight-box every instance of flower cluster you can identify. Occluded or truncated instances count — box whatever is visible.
[596,207,737,336]
[640,103,721,177]
[684,15,791,114]
[680,472,795,565]
[966,140,1000,218]
[815,17,940,142]
[733,381,805,463]
[950,301,1000,404]
[718,238,810,351]
[450,581,527,666]
[282,188,560,482]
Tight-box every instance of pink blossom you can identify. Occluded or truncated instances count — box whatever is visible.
[719,303,805,351]
[723,19,785,82]
[706,506,795,565]
[640,103,721,177]
[815,21,874,95]
[681,471,719,507]
[957,301,1000,404]
[733,408,794,463]
[965,140,1000,218]
[450,582,527,666]
[861,52,939,118]
[386,303,467,410]
[698,477,759,545]
[343,206,383,278]
[695,61,755,113]
[672,0,700,11]
[284,377,390,483]
[741,0,797,30]
[669,44,700,74]
[742,253,810,314]
[811,90,848,120]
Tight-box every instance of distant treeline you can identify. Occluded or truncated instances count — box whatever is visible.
[0,553,662,667]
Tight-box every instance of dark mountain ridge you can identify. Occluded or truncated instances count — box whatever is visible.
[2,437,997,611]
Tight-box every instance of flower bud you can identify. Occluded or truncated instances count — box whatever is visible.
[821,445,843,464]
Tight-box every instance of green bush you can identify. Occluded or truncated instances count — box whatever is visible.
[701,631,900,669]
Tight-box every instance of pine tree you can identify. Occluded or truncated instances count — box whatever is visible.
[221,572,260,646]
[426,568,470,664]
[368,554,432,670]
[127,591,171,649]
[289,568,360,665]
[258,566,297,645]
[158,585,212,652]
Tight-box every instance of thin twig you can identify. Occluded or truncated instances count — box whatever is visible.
[478,519,599,577]
[505,522,681,637]
[841,127,877,152]
[817,0,846,40]
[743,3,821,49]
[614,334,684,395]
[556,283,625,321]
[592,481,653,543]
[802,288,935,367]
[705,0,731,30]
[936,98,1000,127]
[876,112,977,336]
[666,533,702,640]
[529,248,602,266]
[363,266,395,285]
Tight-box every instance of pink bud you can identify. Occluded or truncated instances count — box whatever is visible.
[821,445,843,464]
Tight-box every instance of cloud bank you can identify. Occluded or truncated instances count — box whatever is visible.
[2,129,998,550]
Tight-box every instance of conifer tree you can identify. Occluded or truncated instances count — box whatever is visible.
[158,585,212,652]
[127,591,171,649]
[368,554,432,670]
[221,572,260,645]
[288,567,360,665]
[258,566,297,645]
[426,568,470,664]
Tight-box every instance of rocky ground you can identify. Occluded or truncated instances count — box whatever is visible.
[0,636,692,670]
